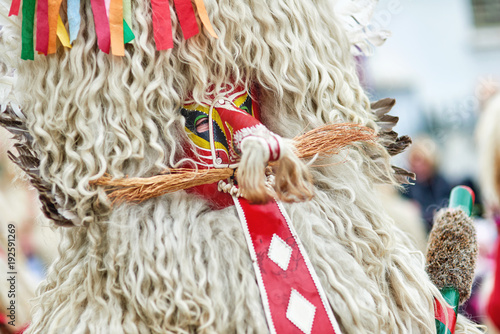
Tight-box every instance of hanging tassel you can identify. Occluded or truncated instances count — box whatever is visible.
[173,0,199,39]
[67,0,81,43]
[56,14,72,48]
[90,0,110,53]
[20,0,36,60]
[193,0,217,38]
[109,0,124,55]
[35,0,49,54]
[151,0,173,49]
[8,0,21,16]
[12,0,218,59]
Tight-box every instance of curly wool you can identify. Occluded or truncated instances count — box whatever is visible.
[28,158,482,333]
[1,0,483,332]
[14,0,375,225]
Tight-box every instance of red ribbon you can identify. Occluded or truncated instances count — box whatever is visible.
[35,0,49,54]
[151,0,173,50]
[8,0,21,16]
[90,0,110,53]
[173,0,199,40]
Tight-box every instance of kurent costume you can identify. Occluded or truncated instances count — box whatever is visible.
[0,0,483,333]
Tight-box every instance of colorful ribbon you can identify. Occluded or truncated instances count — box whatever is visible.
[173,0,199,39]
[123,19,135,44]
[194,0,217,38]
[109,0,124,55]
[35,0,49,54]
[47,0,63,54]
[151,0,173,50]
[123,0,131,27]
[12,0,217,59]
[90,0,110,53]
[57,15,72,48]
[20,0,36,60]
[8,0,21,16]
[67,0,81,43]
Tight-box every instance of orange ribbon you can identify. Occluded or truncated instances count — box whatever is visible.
[47,0,63,54]
[109,0,124,55]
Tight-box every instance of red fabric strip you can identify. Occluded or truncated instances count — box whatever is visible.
[236,198,339,334]
[90,0,110,53]
[151,0,173,50]
[434,297,457,333]
[173,0,199,39]
[35,0,49,54]
[8,0,21,16]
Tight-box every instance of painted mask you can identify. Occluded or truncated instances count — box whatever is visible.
[181,87,266,208]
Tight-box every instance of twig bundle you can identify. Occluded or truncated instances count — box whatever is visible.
[90,123,376,204]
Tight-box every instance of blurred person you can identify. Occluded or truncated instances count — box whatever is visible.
[476,93,500,333]
[403,136,452,231]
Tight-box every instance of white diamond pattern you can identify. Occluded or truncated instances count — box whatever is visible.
[286,289,316,334]
[268,234,293,271]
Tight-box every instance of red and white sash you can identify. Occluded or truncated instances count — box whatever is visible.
[233,197,342,334]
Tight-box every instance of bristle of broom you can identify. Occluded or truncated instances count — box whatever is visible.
[91,168,233,204]
[293,123,375,160]
[91,123,376,204]
[426,208,478,305]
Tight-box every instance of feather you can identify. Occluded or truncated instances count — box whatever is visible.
[392,165,416,184]
[371,98,415,184]
[0,105,74,226]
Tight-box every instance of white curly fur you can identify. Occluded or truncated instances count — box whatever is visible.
[0,0,483,332]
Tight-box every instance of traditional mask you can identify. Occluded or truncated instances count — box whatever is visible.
[181,87,273,208]
[181,88,261,168]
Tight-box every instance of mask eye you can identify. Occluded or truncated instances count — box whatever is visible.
[195,116,210,133]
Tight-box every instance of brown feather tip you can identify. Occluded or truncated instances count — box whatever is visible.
[425,208,478,305]
[371,98,396,115]
[1,105,74,227]
[392,166,416,184]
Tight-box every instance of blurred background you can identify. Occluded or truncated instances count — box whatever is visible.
[363,0,500,330]
[1,0,500,331]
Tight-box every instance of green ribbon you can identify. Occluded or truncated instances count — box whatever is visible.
[21,0,36,60]
[123,19,135,44]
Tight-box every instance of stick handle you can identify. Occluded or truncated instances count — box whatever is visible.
[435,287,460,334]
[433,185,475,334]
[449,185,474,216]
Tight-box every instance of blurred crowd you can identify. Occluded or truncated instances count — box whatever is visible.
[376,91,500,332]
